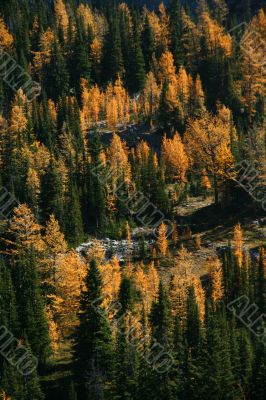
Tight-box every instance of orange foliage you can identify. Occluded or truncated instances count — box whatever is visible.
[157,222,168,256]
[161,132,189,182]
[208,257,224,303]
[0,17,13,48]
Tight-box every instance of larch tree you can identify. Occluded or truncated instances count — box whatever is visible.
[200,11,232,56]
[6,204,44,256]
[181,9,201,69]
[142,71,161,124]
[156,222,168,256]
[0,16,13,48]
[208,257,224,303]
[239,9,266,119]
[99,256,121,308]
[161,132,189,183]
[184,109,235,204]
[233,223,244,268]
[108,133,131,185]
[54,0,69,39]
[53,251,86,337]
[158,49,177,84]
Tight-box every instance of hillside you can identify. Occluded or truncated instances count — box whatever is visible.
[0,0,265,399]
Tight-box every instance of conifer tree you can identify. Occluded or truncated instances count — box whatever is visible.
[74,259,115,399]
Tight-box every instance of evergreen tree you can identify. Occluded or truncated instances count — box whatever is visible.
[141,15,155,73]
[149,281,176,400]
[74,259,115,399]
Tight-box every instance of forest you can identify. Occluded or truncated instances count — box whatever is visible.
[0,0,265,399]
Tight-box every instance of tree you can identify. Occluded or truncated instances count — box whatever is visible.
[74,259,115,399]
[149,281,175,400]
[156,222,168,256]
[233,223,243,268]
[161,132,189,183]
[13,248,50,366]
[54,0,69,39]
[169,0,183,67]
[208,257,224,303]
[6,204,44,256]
[52,251,86,337]
[142,15,155,72]
[200,11,232,57]
[184,109,235,204]
[102,16,124,83]
[63,179,84,246]
[0,16,13,48]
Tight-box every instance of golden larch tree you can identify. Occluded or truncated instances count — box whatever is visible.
[156,222,168,256]
[54,0,69,39]
[108,133,131,184]
[161,132,189,183]
[200,11,232,56]
[6,204,44,255]
[0,17,13,48]
[233,223,243,267]
[52,251,86,336]
[184,109,235,203]
[208,257,224,303]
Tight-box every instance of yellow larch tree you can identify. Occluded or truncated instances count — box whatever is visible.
[46,306,60,355]
[200,12,232,56]
[44,214,68,256]
[184,110,235,203]
[108,133,131,184]
[192,275,206,322]
[99,256,121,308]
[33,28,55,73]
[158,2,170,51]
[9,89,28,138]
[106,96,118,132]
[26,167,40,210]
[43,214,68,293]
[126,221,131,246]
[158,49,177,83]
[176,66,191,107]
[181,9,201,68]
[52,251,86,336]
[146,261,159,302]
[6,204,44,255]
[54,0,69,39]
[233,223,244,268]
[142,72,161,122]
[0,16,13,48]
[77,3,95,33]
[147,9,161,51]
[136,140,150,162]
[239,9,266,119]
[156,222,168,256]
[208,257,224,303]
[90,38,102,67]
[161,132,189,183]
[192,74,206,116]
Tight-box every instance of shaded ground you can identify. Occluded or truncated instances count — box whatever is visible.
[170,196,266,278]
